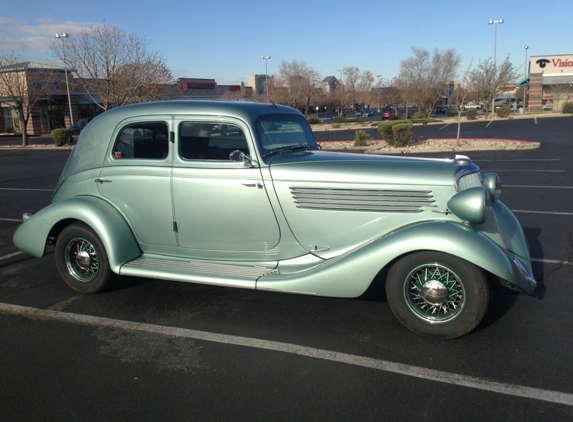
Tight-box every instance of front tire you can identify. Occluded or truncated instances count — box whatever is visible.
[386,251,489,339]
[55,223,112,293]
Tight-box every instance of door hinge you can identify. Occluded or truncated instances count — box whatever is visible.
[172,221,178,232]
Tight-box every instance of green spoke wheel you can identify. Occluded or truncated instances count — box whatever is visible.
[387,251,489,339]
[55,223,112,293]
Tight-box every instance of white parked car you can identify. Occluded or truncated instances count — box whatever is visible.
[462,103,482,110]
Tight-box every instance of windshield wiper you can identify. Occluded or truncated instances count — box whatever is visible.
[263,144,311,158]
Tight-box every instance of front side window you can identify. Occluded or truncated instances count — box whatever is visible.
[255,114,318,158]
[113,122,169,160]
[178,122,248,160]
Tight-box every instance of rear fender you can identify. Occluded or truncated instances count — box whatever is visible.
[13,196,141,273]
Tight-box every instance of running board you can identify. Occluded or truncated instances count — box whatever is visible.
[120,256,276,289]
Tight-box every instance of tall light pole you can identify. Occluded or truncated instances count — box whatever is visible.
[488,19,504,116]
[261,55,271,96]
[55,33,74,127]
[523,45,529,112]
[337,69,343,117]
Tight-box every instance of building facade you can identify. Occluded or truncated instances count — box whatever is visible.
[527,54,573,112]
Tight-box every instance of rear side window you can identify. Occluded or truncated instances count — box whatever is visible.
[178,122,248,160]
[113,122,169,159]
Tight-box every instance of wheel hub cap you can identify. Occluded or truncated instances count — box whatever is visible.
[75,250,91,269]
[421,280,448,305]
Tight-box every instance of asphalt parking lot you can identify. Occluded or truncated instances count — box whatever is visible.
[1,115,572,421]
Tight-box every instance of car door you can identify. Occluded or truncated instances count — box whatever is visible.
[171,119,281,260]
[97,116,177,250]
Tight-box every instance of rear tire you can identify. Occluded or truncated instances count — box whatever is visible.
[386,251,489,339]
[55,223,112,293]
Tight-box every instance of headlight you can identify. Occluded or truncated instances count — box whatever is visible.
[481,172,501,202]
[447,187,491,224]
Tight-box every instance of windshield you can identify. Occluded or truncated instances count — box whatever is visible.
[255,114,318,157]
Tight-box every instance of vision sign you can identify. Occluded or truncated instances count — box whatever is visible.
[531,55,573,73]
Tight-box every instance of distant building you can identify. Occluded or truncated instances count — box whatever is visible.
[525,54,573,112]
[178,78,252,101]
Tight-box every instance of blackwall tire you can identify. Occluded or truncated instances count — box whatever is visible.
[55,223,112,294]
[386,251,489,339]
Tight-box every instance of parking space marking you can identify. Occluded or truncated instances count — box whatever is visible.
[0,251,23,261]
[532,258,572,266]
[1,302,572,407]
[513,210,573,216]
[505,185,573,189]
[0,188,53,192]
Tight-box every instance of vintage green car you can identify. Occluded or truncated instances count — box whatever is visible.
[13,100,537,338]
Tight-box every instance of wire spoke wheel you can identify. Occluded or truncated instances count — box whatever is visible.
[387,251,489,339]
[404,263,466,324]
[55,223,112,294]
[65,237,100,282]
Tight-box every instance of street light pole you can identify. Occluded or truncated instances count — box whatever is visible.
[55,33,74,127]
[524,45,529,112]
[261,55,271,97]
[488,19,504,116]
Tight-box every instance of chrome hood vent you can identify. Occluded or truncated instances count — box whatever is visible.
[290,187,435,213]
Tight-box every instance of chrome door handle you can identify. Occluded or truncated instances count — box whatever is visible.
[242,182,263,189]
[94,178,112,184]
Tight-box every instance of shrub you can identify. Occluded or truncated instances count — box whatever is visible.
[562,101,573,114]
[495,106,511,118]
[51,128,70,146]
[307,116,322,125]
[335,116,347,124]
[466,108,478,120]
[378,121,413,147]
[391,123,413,147]
[332,123,341,129]
[447,108,458,117]
[413,112,425,119]
[353,129,371,146]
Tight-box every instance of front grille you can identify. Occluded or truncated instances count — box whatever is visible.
[290,187,435,213]
[458,172,482,191]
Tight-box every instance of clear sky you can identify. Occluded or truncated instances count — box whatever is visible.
[1,0,572,85]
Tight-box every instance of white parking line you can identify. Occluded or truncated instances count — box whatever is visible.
[0,251,23,261]
[532,258,572,265]
[513,210,573,216]
[0,302,571,407]
[505,185,573,189]
[0,188,53,192]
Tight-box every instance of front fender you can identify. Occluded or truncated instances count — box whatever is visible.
[13,196,141,273]
[258,220,531,297]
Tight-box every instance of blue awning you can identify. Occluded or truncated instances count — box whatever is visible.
[515,76,529,87]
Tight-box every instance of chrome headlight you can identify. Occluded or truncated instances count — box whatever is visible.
[447,187,491,224]
[481,172,501,202]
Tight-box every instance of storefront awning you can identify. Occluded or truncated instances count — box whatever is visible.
[515,76,529,87]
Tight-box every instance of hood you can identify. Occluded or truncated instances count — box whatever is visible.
[268,151,472,187]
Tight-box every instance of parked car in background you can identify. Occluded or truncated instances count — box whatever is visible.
[434,105,446,114]
[68,117,93,143]
[462,103,482,111]
[13,100,537,339]
[381,107,395,120]
[362,108,374,117]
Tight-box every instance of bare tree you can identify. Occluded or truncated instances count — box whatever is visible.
[275,60,322,116]
[468,56,517,117]
[398,47,461,118]
[0,53,53,146]
[50,23,177,111]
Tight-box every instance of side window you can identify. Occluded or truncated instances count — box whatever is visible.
[113,122,169,160]
[179,122,248,160]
